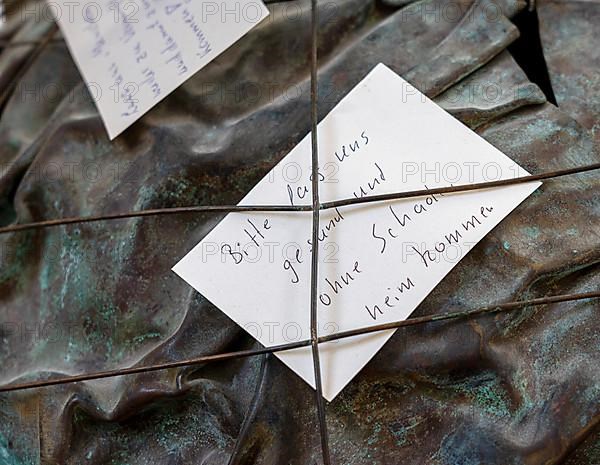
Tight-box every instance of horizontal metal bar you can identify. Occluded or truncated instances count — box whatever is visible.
[321,162,600,209]
[1,290,597,393]
[0,204,312,235]
[0,162,597,236]
[0,38,63,48]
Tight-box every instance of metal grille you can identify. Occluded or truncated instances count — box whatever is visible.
[0,5,599,464]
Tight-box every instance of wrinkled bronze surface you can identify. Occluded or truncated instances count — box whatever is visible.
[538,0,600,145]
[0,0,598,463]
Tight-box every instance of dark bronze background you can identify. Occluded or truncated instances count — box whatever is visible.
[0,0,598,463]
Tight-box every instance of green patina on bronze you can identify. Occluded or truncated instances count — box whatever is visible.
[0,0,597,463]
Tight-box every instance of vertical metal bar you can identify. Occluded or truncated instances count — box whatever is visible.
[309,0,332,463]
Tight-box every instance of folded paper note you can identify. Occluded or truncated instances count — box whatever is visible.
[54,0,269,139]
[173,63,541,401]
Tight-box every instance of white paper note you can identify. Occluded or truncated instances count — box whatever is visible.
[54,0,269,139]
[173,64,540,401]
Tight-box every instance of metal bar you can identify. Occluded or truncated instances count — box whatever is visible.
[0,290,597,393]
[0,39,64,48]
[308,0,332,462]
[0,163,598,236]
[322,162,600,210]
[0,204,311,235]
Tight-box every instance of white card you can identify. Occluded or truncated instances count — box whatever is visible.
[173,64,540,401]
[53,0,269,139]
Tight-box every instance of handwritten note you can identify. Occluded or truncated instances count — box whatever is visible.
[54,0,269,139]
[173,64,541,401]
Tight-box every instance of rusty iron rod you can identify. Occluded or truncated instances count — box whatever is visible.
[308,0,332,462]
[0,163,598,236]
[0,290,597,393]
